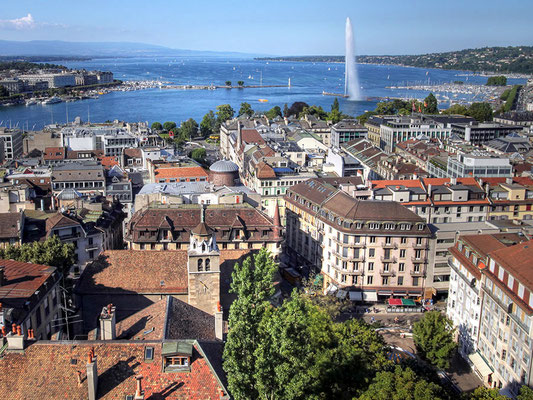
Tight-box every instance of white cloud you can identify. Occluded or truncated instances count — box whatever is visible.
[0,13,36,30]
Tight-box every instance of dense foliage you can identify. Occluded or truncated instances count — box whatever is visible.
[190,147,206,163]
[151,121,162,131]
[442,102,493,122]
[0,236,75,277]
[0,61,67,72]
[412,311,457,370]
[257,46,533,74]
[486,76,507,86]
[215,104,235,132]
[356,93,438,124]
[238,102,254,117]
[200,110,216,138]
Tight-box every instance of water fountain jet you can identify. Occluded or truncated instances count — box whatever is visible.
[345,17,362,101]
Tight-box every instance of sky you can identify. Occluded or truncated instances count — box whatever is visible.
[0,0,532,56]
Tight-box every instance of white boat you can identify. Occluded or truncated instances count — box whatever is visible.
[25,98,38,106]
[41,96,62,105]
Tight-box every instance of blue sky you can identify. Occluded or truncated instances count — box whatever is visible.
[1,0,532,55]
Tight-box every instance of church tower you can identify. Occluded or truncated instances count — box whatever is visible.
[187,204,221,315]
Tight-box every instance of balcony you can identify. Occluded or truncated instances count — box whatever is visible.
[379,269,396,276]
[346,269,364,276]
[382,242,398,249]
[410,269,426,277]
[381,256,397,263]
[412,242,429,250]
[412,257,428,264]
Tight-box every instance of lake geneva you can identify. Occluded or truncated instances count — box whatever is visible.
[0,56,526,129]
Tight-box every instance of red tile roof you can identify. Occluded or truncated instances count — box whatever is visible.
[241,129,265,146]
[370,179,423,189]
[489,239,533,289]
[98,156,120,169]
[43,146,66,160]
[155,166,208,179]
[0,341,227,399]
[0,259,58,309]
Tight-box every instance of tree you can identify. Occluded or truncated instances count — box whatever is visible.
[237,80,244,87]
[238,102,254,118]
[467,102,493,122]
[0,236,75,277]
[0,86,8,97]
[486,76,507,86]
[200,110,216,138]
[468,387,509,400]
[359,366,445,400]
[442,104,469,115]
[225,80,232,87]
[163,121,177,131]
[283,103,289,118]
[223,249,278,400]
[518,386,533,400]
[190,147,207,163]
[215,104,235,132]
[423,93,438,114]
[179,118,198,141]
[412,311,457,369]
[151,122,162,131]
[254,291,337,400]
[299,105,328,120]
[331,97,340,112]
[264,106,282,120]
[287,101,309,117]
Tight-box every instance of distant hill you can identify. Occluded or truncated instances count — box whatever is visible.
[0,40,255,58]
[257,46,533,74]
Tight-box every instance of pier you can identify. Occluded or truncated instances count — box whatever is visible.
[162,84,290,90]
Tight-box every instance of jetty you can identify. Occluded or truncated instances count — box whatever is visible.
[162,84,289,91]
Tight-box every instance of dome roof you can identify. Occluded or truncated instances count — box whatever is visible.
[209,160,239,173]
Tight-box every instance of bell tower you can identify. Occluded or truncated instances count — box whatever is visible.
[187,204,221,315]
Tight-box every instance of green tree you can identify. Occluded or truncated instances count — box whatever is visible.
[0,235,75,277]
[151,122,162,131]
[442,104,469,115]
[412,311,457,370]
[225,80,232,87]
[163,121,177,131]
[328,109,343,124]
[468,387,509,400]
[254,291,336,400]
[215,104,235,132]
[200,110,216,138]
[237,80,244,87]
[359,366,445,400]
[332,97,340,112]
[190,147,207,163]
[179,118,198,141]
[518,386,533,400]
[299,105,328,120]
[283,103,289,118]
[467,102,493,122]
[223,249,278,400]
[0,86,9,97]
[238,102,254,117]
[486,76,507,86]
[264,106,282,119]
[423,93,438,114]
[287,101,309,117]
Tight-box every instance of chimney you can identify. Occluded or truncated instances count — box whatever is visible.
[427,184,432,196]
[506,177,513,185]
[6,324,24,350]
[451,177,457,185]
[134,375,145,400]
[99,304,116,340]
[0,266,5,286]
[215,302,224,341]
[86,348,98,400]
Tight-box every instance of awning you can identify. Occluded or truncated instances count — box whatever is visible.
[388,299,403,306]
[325,284,338,295]
[402,299,416,306]
[468,352,493,378]
[363,291,378,302]
[336,289,348,299]
[349,291,363,301]
[378,291,392,296]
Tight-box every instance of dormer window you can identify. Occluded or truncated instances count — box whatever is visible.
[162,342,193,372]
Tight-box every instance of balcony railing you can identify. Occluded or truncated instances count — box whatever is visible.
[382,242,398,249]
[379,269,396,276]
[380,256,397,263]
[412,242,429,249]
[411,257,428,264]
[410,269,426,276]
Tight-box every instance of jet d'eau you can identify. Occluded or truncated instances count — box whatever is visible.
[345,17,362,101]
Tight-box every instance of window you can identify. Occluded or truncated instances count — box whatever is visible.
[369,248,375,258]
[400,249,406,258]
[369,236,376,243]
[367,276,373,285]
[368,262,374,271]
[197,259,203,272]
[401,237,407,244]
[398,276,404,285]
[382,277,389,285]
[412,277,419,286]
[399,263,405,272]
[205,259,211,271]
[145,347,154,360]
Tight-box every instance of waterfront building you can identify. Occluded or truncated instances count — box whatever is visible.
[331,119,368,149]
[285,178,433,301]
[0,79,23,94]
[0,128,23,160]
[19,72,76,88]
